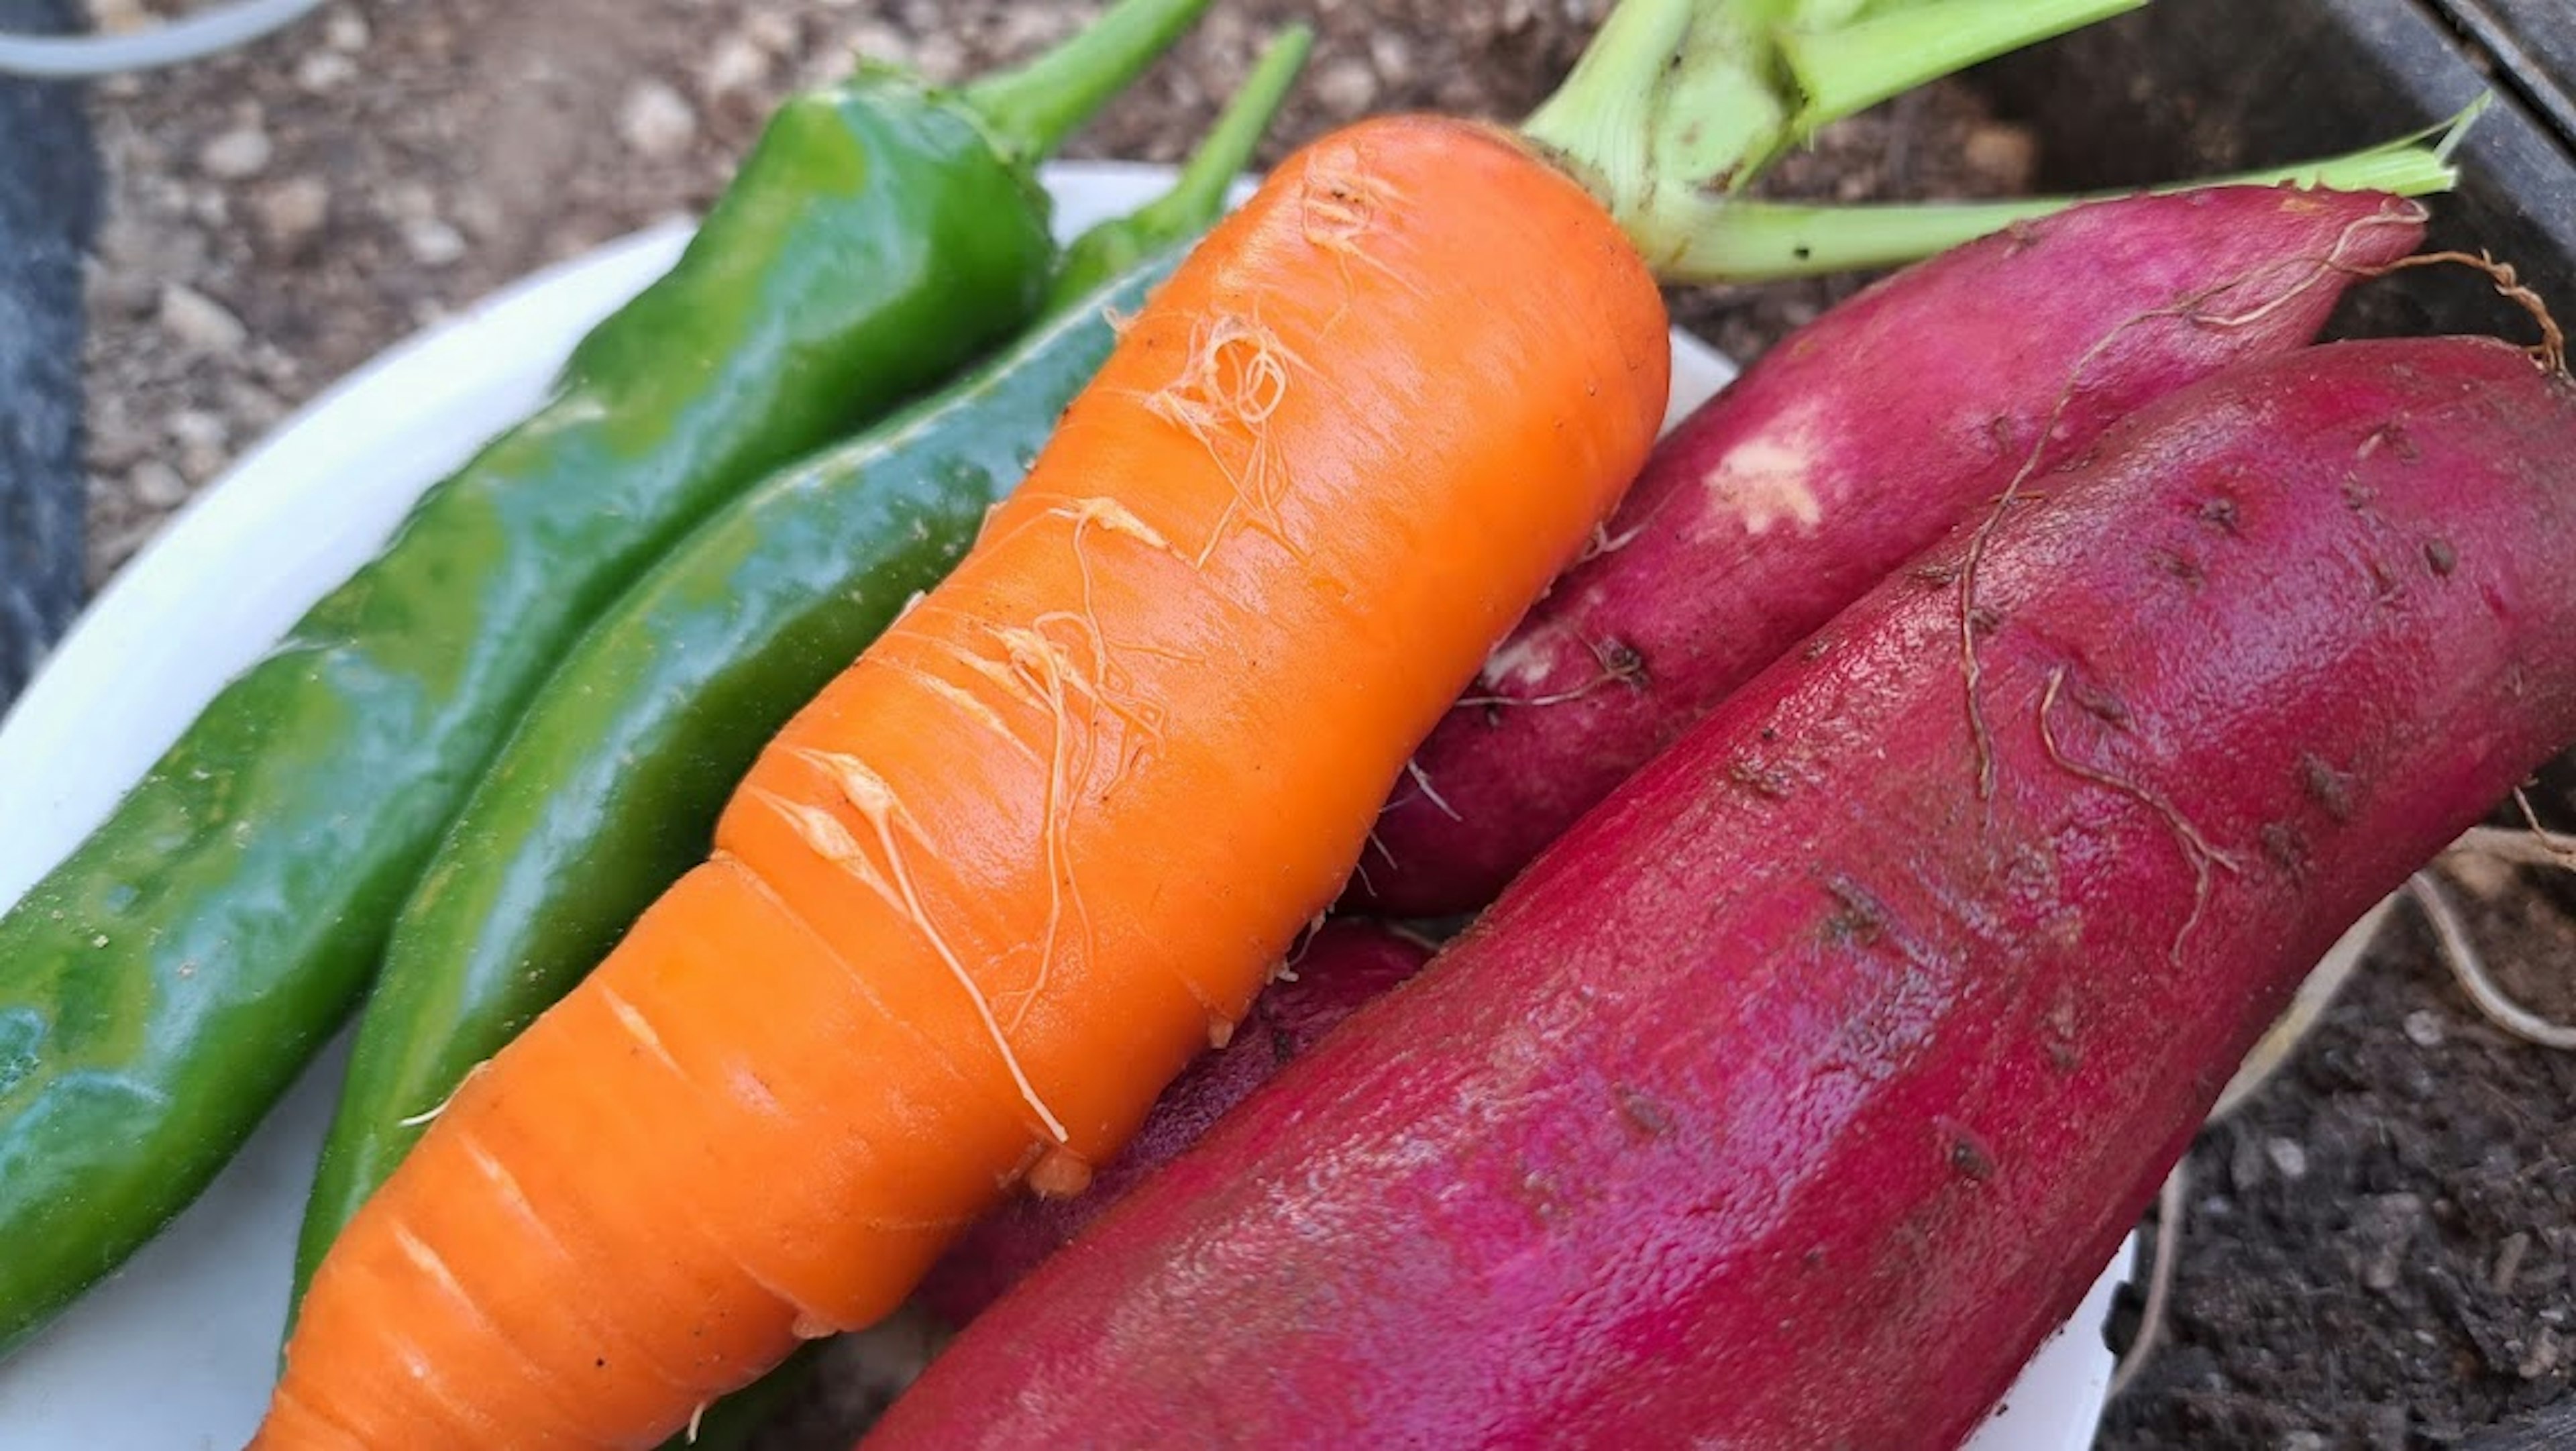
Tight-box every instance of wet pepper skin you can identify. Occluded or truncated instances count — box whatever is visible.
[0,71,1053,1354]
[867,339,2576,1450]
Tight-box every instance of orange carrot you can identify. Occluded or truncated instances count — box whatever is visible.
[257,113,1669,1450]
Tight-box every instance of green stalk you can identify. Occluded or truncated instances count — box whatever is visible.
[1521,0,2153,276]
[963,0,1216,163]
[1776,0,2146,148]
[1046,24,1313,309]
[1521,0,1706,211]
[1662,120,2470,281]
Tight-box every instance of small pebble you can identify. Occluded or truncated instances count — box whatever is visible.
[1369,32,1416,86]
[185,185,232,227]
[743,11,801,53]
[618,80,700,161]
[297,51,357,92]
[169,411,232,484]
[2364,1250,2404,1293]
[85,393,148,471]
[2496,1230,2532,1294]
[128,460,190,511]
[2522,1328,2562,1380]
[384,181,439,223]
[325,7,370,52]
[402,217,468,268]
[248,343,304,388]
[1962,122,2041,189]
[2266,1138,2309,1181]
[158,284,248,354]
[1313,56,1379,117]
[2404,1009,2446,1049]
[2283,1432,2328,1451]
[89,0,150,34]
[199,126,272,180]
[2230,1134,2267,1193]
[256,176,330,248]
[168,411,229,450]
[910,32,967,84]
[700,36,770,99]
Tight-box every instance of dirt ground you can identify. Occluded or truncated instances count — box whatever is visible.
[65,3,2576,1448]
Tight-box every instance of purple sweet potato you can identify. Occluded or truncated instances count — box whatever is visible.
[1354,184,2428,918]
[865,336,2576,1450]
[913,920,1430,1326]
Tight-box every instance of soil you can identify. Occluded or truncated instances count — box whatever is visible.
[71,0,2034,582]
[54,3,2576,1449]
[2099,871,2576,1451]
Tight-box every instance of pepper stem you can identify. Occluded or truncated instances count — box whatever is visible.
[1047,24,1314,310]
[963,0,1216,164]
[1658,118,2470,282]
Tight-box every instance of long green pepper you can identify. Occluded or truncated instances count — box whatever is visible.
[0,0,1214,1356]
[289,27,1314,1322]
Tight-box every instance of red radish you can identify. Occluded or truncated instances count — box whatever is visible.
[865,335,2576,1451]
[1354,185,2429,918]
[914,920,1430,1326]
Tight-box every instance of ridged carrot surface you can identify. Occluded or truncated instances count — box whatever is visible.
[258,113,1669,1449]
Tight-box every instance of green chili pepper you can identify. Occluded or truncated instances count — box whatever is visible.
[292,32,1315,1348]
[0,0,1217,1356]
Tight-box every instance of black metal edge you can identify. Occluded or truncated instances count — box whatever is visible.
[0,0,99,712]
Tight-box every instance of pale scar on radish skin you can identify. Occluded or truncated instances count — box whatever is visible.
[1464,633,1644,708]
[1698,403,1827,537]
[1480,632,1560,693]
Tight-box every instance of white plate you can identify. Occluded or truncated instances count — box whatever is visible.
[0,161,2125,1450]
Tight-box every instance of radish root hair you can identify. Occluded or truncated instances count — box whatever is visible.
[394,1060,489,1130]
[1456,635,1650,712]
[2368,249,2568,376]
[2218,820,2576,1126]
[2213,895,2397,1121]
[2108,1159,2189,1401]
[2035,665,2241,963]
[2410,867,2576,1051]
